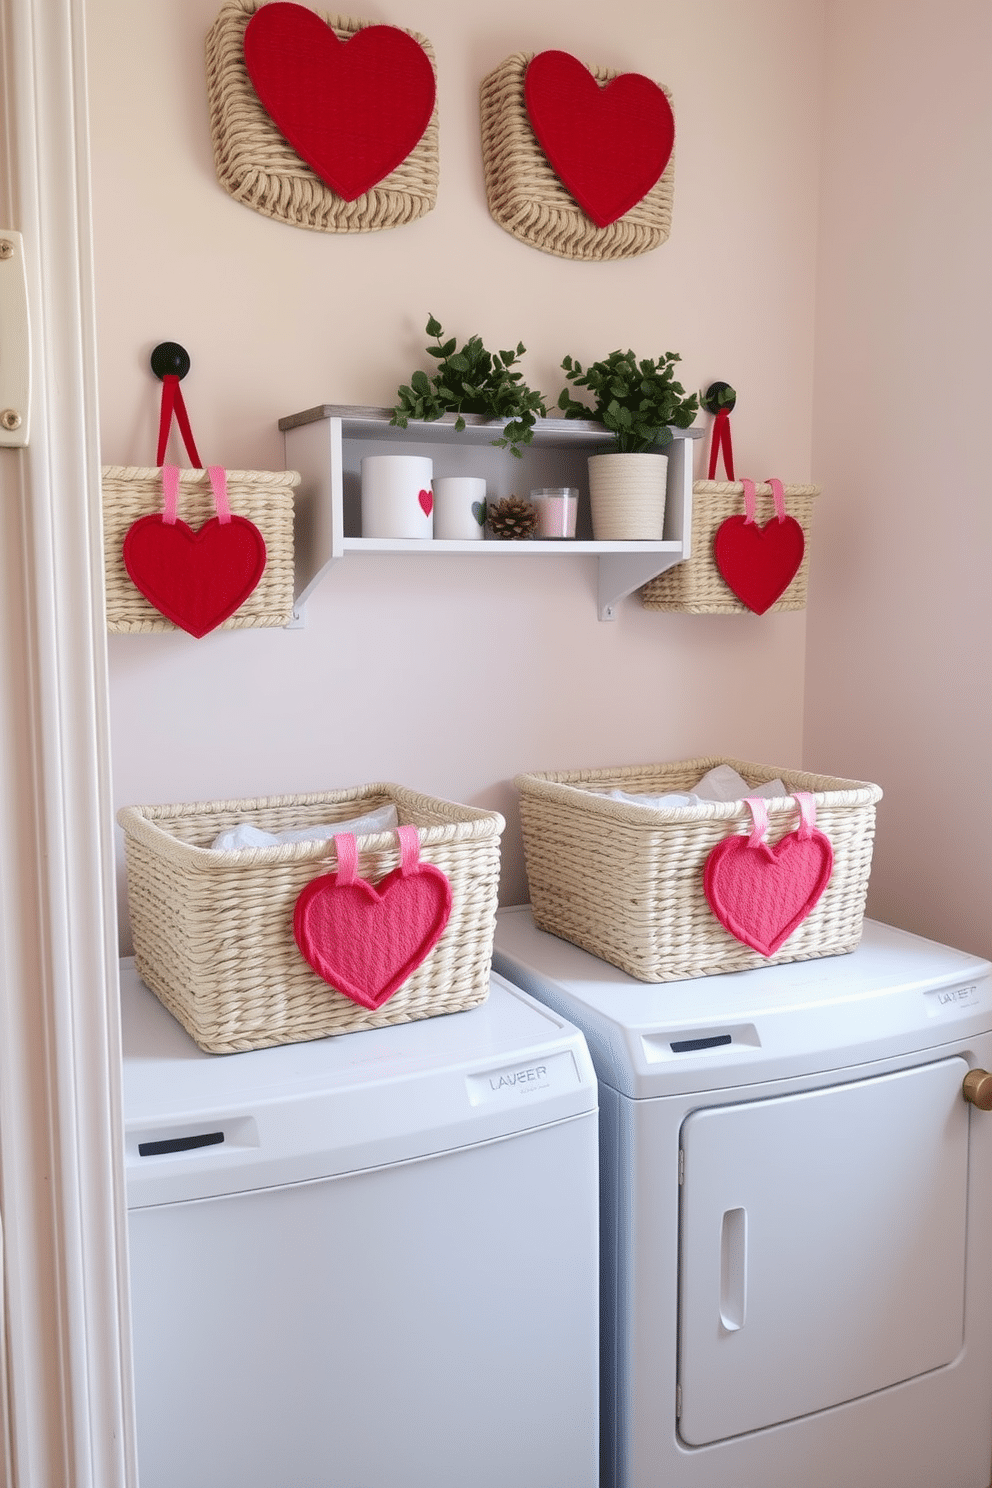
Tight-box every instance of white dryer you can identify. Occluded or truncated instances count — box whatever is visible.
[492,908,992,1488]
[121,959,599,1488]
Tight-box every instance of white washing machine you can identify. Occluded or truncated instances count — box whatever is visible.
[121,958,599,1488]
[492,908,992,1488]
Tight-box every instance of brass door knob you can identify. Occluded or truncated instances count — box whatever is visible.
[963,1069,992,1110]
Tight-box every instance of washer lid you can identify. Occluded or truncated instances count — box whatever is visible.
[121,959,596,1207]
[492,908,992,1098]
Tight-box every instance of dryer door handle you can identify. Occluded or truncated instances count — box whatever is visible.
[963,1069,992,1110]
[719,1206,747,1331]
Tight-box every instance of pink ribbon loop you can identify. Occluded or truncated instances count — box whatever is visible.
[161,464,180,525]
[744,795,770,847]
[766,477,787,523]
[208,466,231,525]
[333,832,358,885]
[159,464,232,527]
[793,791,817,839]
[396,824,421,874]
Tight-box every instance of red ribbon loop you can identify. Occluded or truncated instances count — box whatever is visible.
[707,406,735,481]
[156,373,203,468]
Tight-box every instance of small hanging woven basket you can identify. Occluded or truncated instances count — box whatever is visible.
[103,465,298,633]
[640,480,820,613]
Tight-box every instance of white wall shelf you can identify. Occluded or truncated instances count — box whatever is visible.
[279,404,703,622]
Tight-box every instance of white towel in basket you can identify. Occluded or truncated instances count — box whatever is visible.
[210,803,398,852]
[607,764,787,811]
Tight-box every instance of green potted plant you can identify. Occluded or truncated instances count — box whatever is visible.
[558,349,698,539]
[391,315,547,458]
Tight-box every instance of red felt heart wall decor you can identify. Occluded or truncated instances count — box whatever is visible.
[294,827,452,1010]
[714,514,805,615]
[123,514,268,638]
[524,50,675,228]
[243,3,436,202]
[713,479,805,614]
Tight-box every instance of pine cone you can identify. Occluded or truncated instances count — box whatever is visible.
[488,495,537,540]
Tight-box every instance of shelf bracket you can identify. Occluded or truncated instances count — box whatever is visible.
[598,553,685,621]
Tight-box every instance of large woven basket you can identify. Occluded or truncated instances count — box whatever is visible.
[205,0,439,233]
[640,481,819,613]
[516,758,881,982]
[102,465,298,633]
[480,52,675,262]
[119,784,504,1052]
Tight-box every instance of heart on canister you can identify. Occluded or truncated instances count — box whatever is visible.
[123,514,267,638]
[524,49,675,227]
[294,827,452,1010]
[418,488,433,516]
[713,512,805,615]
[243,3,436,201]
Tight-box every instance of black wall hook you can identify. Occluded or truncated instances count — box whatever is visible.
[150,341,191,381]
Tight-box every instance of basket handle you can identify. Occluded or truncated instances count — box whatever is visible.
[741,478,787,526]
[161,464,231,526]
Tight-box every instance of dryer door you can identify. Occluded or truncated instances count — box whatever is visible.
[678,1056,969,1446]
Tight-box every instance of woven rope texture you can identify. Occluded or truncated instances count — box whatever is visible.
[205,0,439,233]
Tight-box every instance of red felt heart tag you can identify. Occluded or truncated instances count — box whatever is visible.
[294,827,452,1010]
[524,50,675,228]
[418,488,433,516]
[714,513,805,615]
[243,3,436,202]
[704,795,833,957]
[123,513,267,638]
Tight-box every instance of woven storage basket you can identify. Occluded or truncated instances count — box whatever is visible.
[480,52,675,262]
[640,481,819,613]
[102,465,298,633]
[515,757,881,982]
[205,0,439,233]
[119,785,504,1053]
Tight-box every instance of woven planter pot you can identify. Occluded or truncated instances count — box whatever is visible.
[588,452,668,540]
[641,480,820,613]
[102,465,298,633]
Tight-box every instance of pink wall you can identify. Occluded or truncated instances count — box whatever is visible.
[89,0,825,941]
[805,0,992,958]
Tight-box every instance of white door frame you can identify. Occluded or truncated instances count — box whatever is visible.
[0,0,135,1484]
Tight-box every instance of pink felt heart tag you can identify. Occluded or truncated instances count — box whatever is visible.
[703,794,833,957]
[122,467,267,638]
[293,826,452,1010]
[524,50,675,228]
[243,3,436,202]
[418,488,433,516]
[713,478,805,614]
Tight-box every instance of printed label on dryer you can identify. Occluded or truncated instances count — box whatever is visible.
[466,1051,578,1105]
[925,982,980,1016]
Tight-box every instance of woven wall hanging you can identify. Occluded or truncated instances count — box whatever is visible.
[205,0,439,233]
[480,50,676,262]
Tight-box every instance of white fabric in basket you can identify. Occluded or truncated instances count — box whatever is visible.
[210,803,398,851]
[607,764,787,811]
